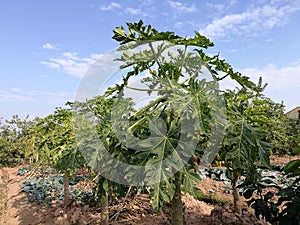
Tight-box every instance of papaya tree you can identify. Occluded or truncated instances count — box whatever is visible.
[34,108,84,206]
[68,96,127,225]
[249,85,290,155]
[239,87,299,156]
[112,21,275,223]
[70,20,270,225]
[221,87,273,214]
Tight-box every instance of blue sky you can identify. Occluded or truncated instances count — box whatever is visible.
[1,0,300,119]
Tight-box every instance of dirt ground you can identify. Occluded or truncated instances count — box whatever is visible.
[0,154,298,225]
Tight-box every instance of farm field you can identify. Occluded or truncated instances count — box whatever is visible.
[1,21,300,225]
[0,154,298,225]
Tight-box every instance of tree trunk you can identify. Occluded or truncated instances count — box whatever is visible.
[101,192,109,225]
[63,171,70,206]
[232,170,242,214]
[171,172,183,225]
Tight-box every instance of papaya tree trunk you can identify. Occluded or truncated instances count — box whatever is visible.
[232,170,242,214]
[171,171,183,225]
[63,171,70,206]
[101,192,109,225]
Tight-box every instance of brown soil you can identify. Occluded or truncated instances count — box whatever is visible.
[0,154,296,225]
[270,154,300,165]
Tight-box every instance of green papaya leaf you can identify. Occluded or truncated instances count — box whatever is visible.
[284,160,300,173]
[243,188,255,199]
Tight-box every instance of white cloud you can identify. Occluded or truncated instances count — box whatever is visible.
[0,90,33,102]
[139,0,155,6]
[100,2,121,11]
[206,3,225,14]
[61,52,80,60]
[199,2,300,38]
[0,89,75,119]
[241,61,300,110]
[174,21,184,29]
[9,88,22,92]
[34,91,74,104]
[228,49,238,53]
[41,52,103,77]
[240,61,300,91]
[40,61,60,69]
[125,7,146,16]
[219,59,300,110]
[0,89,74,104]
[168,0,197,13]
[42,43,58,50]
[228,0,238,6]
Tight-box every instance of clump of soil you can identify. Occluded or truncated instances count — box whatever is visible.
[207,206,270,225]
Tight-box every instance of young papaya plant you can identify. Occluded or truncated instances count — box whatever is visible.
[34,109,84,206]
[69,95,133,225]
[222,87,273,214]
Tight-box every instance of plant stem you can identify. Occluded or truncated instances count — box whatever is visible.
[101,192,109,225]
[171,171,183,225]
[232,170,242,214]
[63,171,70,206]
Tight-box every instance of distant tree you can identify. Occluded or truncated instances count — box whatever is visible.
[0,115,37,166]
[286,117,300,155]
